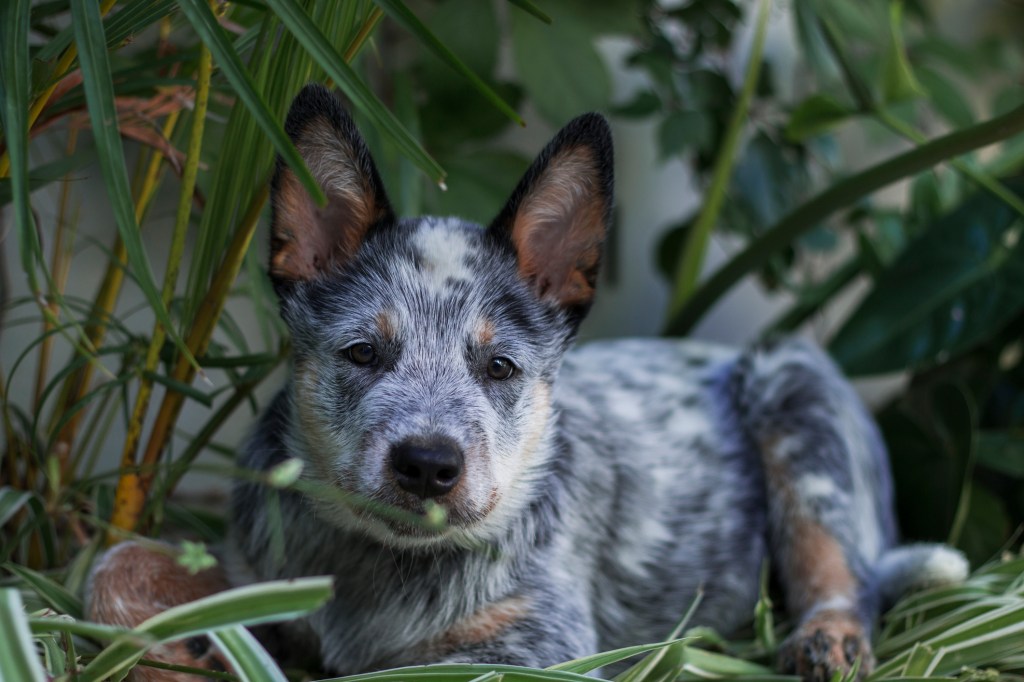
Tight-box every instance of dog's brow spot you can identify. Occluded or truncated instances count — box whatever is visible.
[475,318,495,346]
[412,220,473,293]
[376,310,397,340]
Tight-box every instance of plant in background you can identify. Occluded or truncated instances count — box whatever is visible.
[624,0,1024,566]
[1,0,1024,679]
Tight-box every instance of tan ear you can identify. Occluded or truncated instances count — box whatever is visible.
[270,84,393,285]
[490,114,613,314]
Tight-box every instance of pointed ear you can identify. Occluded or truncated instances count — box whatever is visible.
[489,113,613,316]
[270,84,393,286]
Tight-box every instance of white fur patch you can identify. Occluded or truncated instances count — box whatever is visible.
[412,220,473,293]
[796,474,839,501]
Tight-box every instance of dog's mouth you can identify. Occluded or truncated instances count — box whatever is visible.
[346,486,493,543]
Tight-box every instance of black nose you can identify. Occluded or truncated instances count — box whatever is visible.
[390,439,464,499]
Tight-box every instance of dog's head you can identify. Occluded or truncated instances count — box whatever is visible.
[270,84,612,547]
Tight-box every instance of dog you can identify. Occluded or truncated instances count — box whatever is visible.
[89,84,968,680]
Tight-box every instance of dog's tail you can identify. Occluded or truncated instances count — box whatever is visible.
[875,543,969,607]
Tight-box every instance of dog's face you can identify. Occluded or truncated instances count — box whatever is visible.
[269,85,612,547]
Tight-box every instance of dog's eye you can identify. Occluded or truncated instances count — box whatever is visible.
[486,357,515,380]
[347,343,378,366]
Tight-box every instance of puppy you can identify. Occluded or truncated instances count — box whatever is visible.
[90,84,967,680]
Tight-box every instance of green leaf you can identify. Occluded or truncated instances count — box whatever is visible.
[175,0,326,202]
[916,65,974,128]
[77,576,333,682]
[507,0,552,25]
[880,1,924,104]
[261,0,446,185]
[376,0,522,126]
[209,625,289,682]
[830,182,1024,375]
[0,145,95,206]
[427,151,531,225]
[612,91,662,118]
[0,589,48,682]
[548,639,687,674]
[658,110,712,159]
[976,431,1024,477]
[70,0,197,367]
[785,94,854,141]
[322,664,598,682]
[0,487,32,528]
[510,2,612,126]
[3,563,84,618]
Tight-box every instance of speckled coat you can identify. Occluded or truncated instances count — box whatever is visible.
[221,85,967,679]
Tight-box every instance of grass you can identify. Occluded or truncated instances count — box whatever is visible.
[1,537,1023,681]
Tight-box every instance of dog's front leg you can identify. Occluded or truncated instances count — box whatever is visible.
[732,340,895,682]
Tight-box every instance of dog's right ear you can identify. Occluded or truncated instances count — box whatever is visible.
[270,84,393,287]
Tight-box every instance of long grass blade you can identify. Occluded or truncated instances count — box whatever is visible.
[375,0,524,126]
[263,0,447,184]
[70,0,197,368]
[209,625,289,682]
[175,0,326,204]
[2,562,84,618]
[77,576,333,682]
[0,589,48,682]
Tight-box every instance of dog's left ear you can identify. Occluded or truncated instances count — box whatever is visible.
[490,113,613,317]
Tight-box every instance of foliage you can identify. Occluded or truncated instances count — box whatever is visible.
[1,0,1024,679]
[624,0,1024,566]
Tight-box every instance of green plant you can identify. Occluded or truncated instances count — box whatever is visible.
[3,0,1024,679]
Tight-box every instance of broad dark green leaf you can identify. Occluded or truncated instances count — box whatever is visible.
[976,431,1024,477]
[830,182,1024,375]
[658,110,712,159]
[376,0,522,126]
[916,65,974,129]
[427,151,531,225]
[785,94,854,141]
[510,2,612,127]
[612,91,661,118]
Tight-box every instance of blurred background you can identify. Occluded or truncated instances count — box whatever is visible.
[2,0,1023,571]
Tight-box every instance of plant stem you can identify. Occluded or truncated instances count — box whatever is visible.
[664,103,1024,335]
[667,0,771,318]
[34,127,79,411]
[48,111,181,459]
[109,37,213,540]
[132,184,268,501]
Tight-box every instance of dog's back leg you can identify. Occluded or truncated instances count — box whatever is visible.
[730,339,897,681]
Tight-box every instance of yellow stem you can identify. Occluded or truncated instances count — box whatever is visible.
[50,111,181,454]
[110,40,213,538]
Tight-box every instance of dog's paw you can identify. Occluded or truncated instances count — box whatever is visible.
[777,609,874,682]
[87,541,233,680]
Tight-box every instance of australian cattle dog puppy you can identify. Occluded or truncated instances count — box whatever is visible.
[89,84,967,681]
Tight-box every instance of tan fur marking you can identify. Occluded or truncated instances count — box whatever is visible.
[511,147,605,307]
[440,596,531,650]
[476,318,495,346]
[787,520,858,615]
[271,117,385,282]
[376,310,397,341]
[760,435,857,616]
